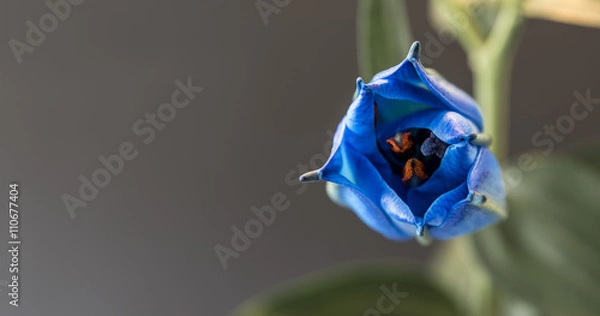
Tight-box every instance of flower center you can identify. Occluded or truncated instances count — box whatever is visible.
[379,129,448,187]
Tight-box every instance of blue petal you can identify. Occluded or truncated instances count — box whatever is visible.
[407,140,478,218]
[316,84,419,235]
[368,42,484,130]
[428,148,507,239]
[326,182,415,241]
[328,82,390,175]
[423,182,469,227]
[375,109,480,144]
[340,79,379,154]
[320,145,415,227]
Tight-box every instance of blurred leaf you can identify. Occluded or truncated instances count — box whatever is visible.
[357,0,413,81]
[450,0,600,28]
[230,262,460,316]
[473,146,600,316]
[428,0,495,43]
[431,237,500,316]
[525,0,600,28]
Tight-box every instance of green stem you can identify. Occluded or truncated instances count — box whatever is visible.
[433,0,485,53]
[468,0,525,162]
[431,236,502,316]
[471,53,512,162]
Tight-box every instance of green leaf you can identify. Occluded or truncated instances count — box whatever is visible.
[473,146,600,316]
[357,0,413,81]
[230,262,460,316]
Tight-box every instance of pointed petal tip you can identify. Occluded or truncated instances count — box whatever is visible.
[299,170,322,183]
[407,41,421,62]
[469,192,487,206]
[469,133,493,147]
[356,77,369,92]
[415,225,424,236]
[415,226,432,246]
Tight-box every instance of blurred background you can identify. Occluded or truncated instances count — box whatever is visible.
[0,1,598,315]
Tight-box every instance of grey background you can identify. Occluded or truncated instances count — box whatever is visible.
[0,1,598,315]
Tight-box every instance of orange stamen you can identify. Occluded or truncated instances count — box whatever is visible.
[386,132,413,153]
[402,158,428,183]
[386,139,401,153]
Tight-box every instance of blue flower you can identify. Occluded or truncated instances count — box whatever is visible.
[300,42,506,241]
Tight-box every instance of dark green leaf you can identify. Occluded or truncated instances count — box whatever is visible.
[230,262,459,316]
[357,0,413,81]
[473,146,600,316]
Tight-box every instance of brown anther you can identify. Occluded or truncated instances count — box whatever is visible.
[386,132,413,154]
[402,158,428,184]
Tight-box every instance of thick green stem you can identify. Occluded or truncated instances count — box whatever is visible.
[468,0,525,162]
[471,54,512,162]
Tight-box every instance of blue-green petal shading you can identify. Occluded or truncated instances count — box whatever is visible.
[369,42,484,129]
